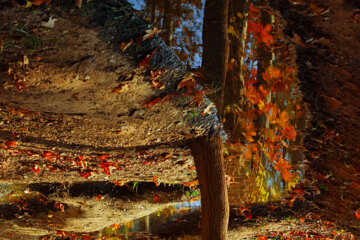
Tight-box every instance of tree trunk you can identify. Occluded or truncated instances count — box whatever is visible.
[223,0,249,139]
[202,0,229,119]
[189,130,229,240]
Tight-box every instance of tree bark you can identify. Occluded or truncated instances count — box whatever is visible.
[192,1,230,239]
[188,130,229,240]
[202,0,229,119]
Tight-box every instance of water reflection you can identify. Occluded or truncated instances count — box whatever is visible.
[131,0,204,67]
[128,0,306,206]
[101,200,200,239]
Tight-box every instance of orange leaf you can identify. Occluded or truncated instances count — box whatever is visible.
[356,209,360,220]
[153,176,159,186]
[31,0,50,6]
[5,140,16,148]
[177,74,196,93]
[260,24,273,45]
[275,157,293,182]
[98,155,111,160]
[120,39,134,51]
[95,194,104,200]
[143,94,175,110]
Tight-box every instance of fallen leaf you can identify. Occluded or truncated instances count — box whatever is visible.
[202,103,215,115]
[310,3,323,18]
[152,176,159,186]
[41,16,58,29]
[143,94,175,110]
[177,74,195,93]
[120,39,133,51]
[5,140,17,148]
[112,83,127,93]
[23,55,29,65]
[143,27,164,41]
[290,32,307,47]
[97,155,110,160]
[139,47,158,68]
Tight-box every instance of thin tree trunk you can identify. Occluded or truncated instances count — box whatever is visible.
[223,0,249,139]
[163,0,173,46]
[189,130,229,240]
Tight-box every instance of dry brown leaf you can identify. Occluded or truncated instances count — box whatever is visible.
[41,16,58,29]
[112,83,127,93]
[290,32,307,47]
[142,27,164,41]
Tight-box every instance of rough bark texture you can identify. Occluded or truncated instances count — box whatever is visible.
[271,0,360,234]
[189,130,229,240]
[202,0,229,119]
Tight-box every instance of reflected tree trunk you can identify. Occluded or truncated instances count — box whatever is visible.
[191,0,229,239]
[163,0,173,46]
[223,0,249,139]
[202,0,229,119]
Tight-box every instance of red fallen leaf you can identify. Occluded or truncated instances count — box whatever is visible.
[95,194,104,200]
[356,208,360,220]
[79,235,92,240]
[98,155,111,160]
[56,231,67,237]
[188,90,204,107]
[112,223,120,230]
[31,0,50,6]
[99,162,119,175]
[150,68,165,81]
[140,47,158,68]
[15,81,28,92]
[5,140,16,148]
[177,74,196,93]
[78,170,91,179]
[42,151,59,160]
[32,164,41,173]
[55,202,64,211]
[153,194,161,203]
[152,176,159,186]
[10,132,19,138]
[143,94,175,110]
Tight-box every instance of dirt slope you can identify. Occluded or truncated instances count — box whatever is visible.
[0,0,219,184]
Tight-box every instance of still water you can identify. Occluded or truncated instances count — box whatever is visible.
[127,0,306,206]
